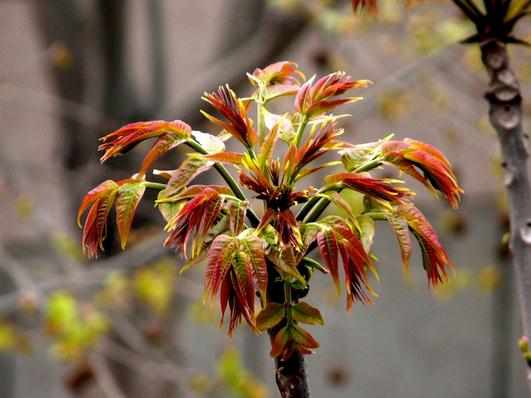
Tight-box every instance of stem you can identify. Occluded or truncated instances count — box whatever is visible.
[294,115,308,147]
[186,140,260,227]
[144,182,166,190]
[266,262,311,398]
[257,98,266,143]
[479,38,531,392]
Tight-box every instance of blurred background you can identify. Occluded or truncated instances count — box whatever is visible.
[0,0,530,397]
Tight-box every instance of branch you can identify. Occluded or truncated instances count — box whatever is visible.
[0,233,202,314]
[479,38,531,391]
[98,337,193,384]
[89,352,127,398]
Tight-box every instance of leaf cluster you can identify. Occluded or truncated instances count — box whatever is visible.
[78,61,462,360]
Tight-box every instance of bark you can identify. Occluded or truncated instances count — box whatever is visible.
[267,266,311,398]
[480,39,531,390]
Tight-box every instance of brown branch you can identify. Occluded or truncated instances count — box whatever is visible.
[479,38,531,390]
[97,337,193,384]
[89,352,128,398]
[0,233,202,314]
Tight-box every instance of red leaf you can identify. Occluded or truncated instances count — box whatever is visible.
[203,151,244,166]
[381,139,462,208]
[164,187,224,258]
[270,325,290,358]
[325,172,414,204]
[159,156,212,199]
[202,86,257,147]
[204,235,234,301]
[240,235,268,296]
[98,120,191,170]
[250,61,304,87]
[270,325,320,360]
[295,72,370,117]
[77,180,119,227]
[317,216,377,308]
[79,180,120,258]
[398,204,454,287]
[317,228,340,293]
[115,181,146,250]
[227,200,248,235]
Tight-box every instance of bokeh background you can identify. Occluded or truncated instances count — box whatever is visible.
[0,1,530,397]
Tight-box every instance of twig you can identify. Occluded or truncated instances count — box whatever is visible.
[89,352,127,398]
[98,337,193,384]
[0,233,203,314]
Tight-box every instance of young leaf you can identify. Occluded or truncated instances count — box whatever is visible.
[270,325,290,358]
[203,152,245,166]
[78,180,120,258]
[256,303,285,331]
[291,302,324,325]
[164,187,225,258]
[202,85,257,148]
[386,212,412,274]
[398,203,454,286]
[228,201,248,235]
[380,139,462,208]
[204,235,234,301]
[99,120,191,172]
[357,214,375,253]
[160,156,212,198]
[115,181,146,249]
[239,235,268,296]
[324,172,413,204]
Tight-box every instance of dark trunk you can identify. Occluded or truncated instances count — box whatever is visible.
[479,38,531,392]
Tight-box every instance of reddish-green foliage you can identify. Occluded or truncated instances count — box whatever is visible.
[78,61,461,361]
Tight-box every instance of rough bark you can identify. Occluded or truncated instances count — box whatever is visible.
[267,265,311,398]
[480,39,531,390]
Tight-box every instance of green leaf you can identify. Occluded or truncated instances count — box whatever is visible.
[291,302,324,325]
[301,257,329,274]
[156,190,185,222]
[357,214,375,253]
[270,325,290,358]
[256,303,286,331]
[386,212,411,274]
[115,181,146,249]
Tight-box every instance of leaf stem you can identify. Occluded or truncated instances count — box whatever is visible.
[257,97,266,143]
[144,182,167,190]
[294,115,308,147]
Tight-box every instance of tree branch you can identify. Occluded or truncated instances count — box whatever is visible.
[479,38,531,390]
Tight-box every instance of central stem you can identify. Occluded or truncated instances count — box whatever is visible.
[267,263,311,398]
